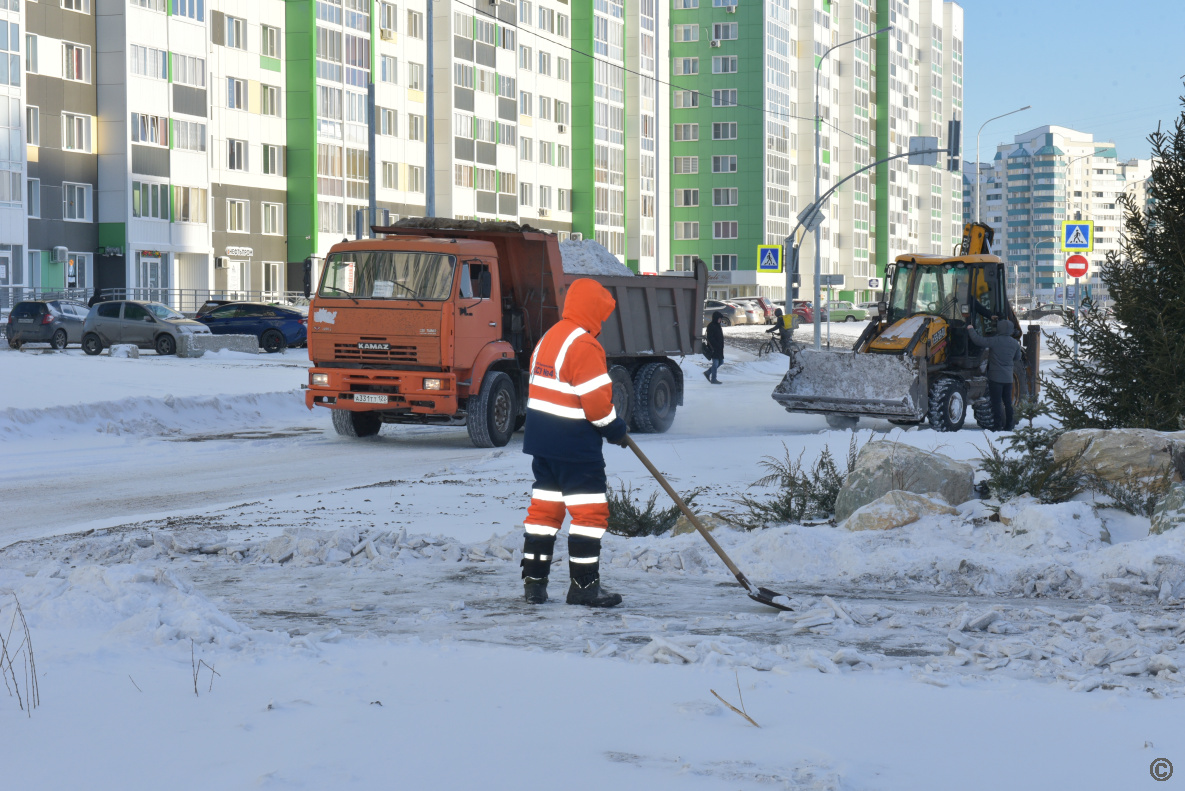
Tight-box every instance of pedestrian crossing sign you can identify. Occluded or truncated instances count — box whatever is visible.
[757,245,783,273]
[1061,221,1094,253]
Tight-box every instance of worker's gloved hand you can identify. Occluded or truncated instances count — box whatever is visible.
[611,432,630,448]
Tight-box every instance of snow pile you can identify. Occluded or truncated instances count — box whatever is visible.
[0,390,308,439]
[559,240,634,277]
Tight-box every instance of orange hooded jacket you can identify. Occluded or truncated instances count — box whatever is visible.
[522,278,628,461]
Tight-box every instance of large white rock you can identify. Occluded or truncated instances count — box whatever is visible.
[177,333,260,358]
[109,344,140,358]
[1053,429,1185,484]
[1151,483,1185,536]
[834,441,975,522]
[840,490,958,532]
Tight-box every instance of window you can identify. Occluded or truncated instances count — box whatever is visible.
[538,51,551,76]
[559,189,570,211]
[675,189,698,207]
[25,106,38,146]
[520,182,533,206]
[174,120,207,152]
[674,123,698,142]
[407,10,424,39]
[712,56,738,74]
[674,91,698,109]
[408,165,425,193]
[27,178,40,218]
[673,222,699,240]
[713,0,737,6]
[261,85,281,117]
[558,145,570,168]
[558,57,570,81]
[558,14,569,38]
[262,144,284,175]
[62,0,90,11]
[519,91,532,116]
[539,185,552,209]
[381,2,397,32]
[63,43,91,83]
[172,0,204,21]
[673,57,698,76]
[379,108,397,136]
[454,163,472,188]
[539,141,554,166]
[712,122,737,140]
[380,55,397,83]
[712,155,737,173]
[556,101,570,126]
[674,156,698,174]
[225,15,246,49]
[713,188,738,206]
[25,34,37,75]
[173,54,206,88]
[499,123,517,147]
[712,23,738,40]
[712,89,737,107]
[262,202,282,235]
[519,0,532,25]
[62,113,92,152]
[538,96,552,121]
[383,161,398,189]
[261,25,280,58]
[227,199,249,233]
[519,137,533,161]
[713,221,738,239]
[131,113,168,146]
[537,7,554,32]
[674,24,698,42]
[227,139,248,171]
[132,181,169,220]
[674,0,698,8]
[263,262,282,293]
[712,254,738,271]
[409,114,425,142]
[227,77,245,109]
[519,45,532,71]
[62,182,92,222]
[408,62,424,91]
[130,45,168,79]
[671,255,695,272]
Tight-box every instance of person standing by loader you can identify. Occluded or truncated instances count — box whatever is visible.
[520,278,629,608]
[966,318,1024,431]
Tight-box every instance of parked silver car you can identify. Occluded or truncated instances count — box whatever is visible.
[702,299,747,327]
[82,300,211,356]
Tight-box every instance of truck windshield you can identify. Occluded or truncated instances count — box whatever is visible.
[319,251,457,301]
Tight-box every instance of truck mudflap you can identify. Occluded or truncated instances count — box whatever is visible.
[771,348,928,421]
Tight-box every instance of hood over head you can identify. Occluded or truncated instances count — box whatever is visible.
[996,319,1014,337]
[562,278,616,336]
[712,311,723,322]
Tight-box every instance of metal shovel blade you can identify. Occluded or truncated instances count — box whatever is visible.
[747,585,794,612]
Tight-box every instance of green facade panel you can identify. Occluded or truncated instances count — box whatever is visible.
[874,0,890,276]
[570,1,596,239]
[285,0,317,263]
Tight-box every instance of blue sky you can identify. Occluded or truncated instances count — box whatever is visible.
[960,0,1184,163]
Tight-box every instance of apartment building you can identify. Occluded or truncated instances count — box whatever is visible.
[670,0,964,304]
[969,125,1147,306]
[0,0,24,299]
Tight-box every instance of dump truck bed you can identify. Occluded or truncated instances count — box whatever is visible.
[567,269,706,359]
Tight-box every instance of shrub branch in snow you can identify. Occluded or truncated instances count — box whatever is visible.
[735,437,859,527]
[0,594,39,716]
[607,481,702,537]
[978,400,1089,504]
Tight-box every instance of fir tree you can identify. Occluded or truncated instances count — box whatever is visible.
[1044,90,1185,430]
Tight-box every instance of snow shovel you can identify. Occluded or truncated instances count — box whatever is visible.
[624,436,794,613]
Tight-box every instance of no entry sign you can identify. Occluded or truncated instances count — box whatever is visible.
[1065,254,1089,278]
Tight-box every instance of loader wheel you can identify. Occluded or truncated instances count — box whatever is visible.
[332,409,382,438]
[972,398,999,431]
[927,377,967,432]
[608,365,635,430]
[631,362,677,434]
[825,415,860,430]
[467,371,517,448]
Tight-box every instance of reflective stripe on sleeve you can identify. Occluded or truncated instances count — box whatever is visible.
[590,406,618,427]
[569,524,607,538]
[564,493,608,507]
[572,373,613,396]
[531,489,564,502]
[527,398,586,420]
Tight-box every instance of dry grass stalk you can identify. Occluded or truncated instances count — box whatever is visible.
[710,672,760,728]
[0,593,39,716]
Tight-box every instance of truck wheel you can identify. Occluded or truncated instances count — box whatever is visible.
[631,362,677,434]
[826,415,860,430]
[467,371,516,448]
[82,333,103,356]
[972,398,999,431]
[928,377,967,432]
[332,409,382,438]
[608,365,635,429]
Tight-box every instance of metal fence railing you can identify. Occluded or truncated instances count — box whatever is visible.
[0,286,310,316]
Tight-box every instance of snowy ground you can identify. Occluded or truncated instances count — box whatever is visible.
[2,335,1181,790]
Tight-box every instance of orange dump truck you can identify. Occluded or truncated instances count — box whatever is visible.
[304,220,707,447]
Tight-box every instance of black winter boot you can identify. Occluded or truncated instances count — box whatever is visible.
[566,576,622,607]
[523,577,549,604]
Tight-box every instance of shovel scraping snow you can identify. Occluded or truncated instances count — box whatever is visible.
[624,436,794,613]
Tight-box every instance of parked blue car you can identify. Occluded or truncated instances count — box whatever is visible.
[194,302,307,353]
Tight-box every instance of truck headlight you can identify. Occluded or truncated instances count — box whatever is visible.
[311,373,329,386]
[423,378,443,391]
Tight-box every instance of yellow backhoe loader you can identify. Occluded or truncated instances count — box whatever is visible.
[773,223,1040,431]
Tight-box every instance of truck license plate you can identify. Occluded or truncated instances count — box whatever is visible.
[354,393,388,404]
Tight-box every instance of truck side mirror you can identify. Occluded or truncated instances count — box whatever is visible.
[479,270,492,299]
[302,258,312,299]
[877,301,887,318]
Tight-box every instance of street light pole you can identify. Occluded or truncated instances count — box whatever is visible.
[812,26,889,350]
[974,105,1030,224]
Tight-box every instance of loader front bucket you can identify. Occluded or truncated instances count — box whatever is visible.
[772,348,927,422]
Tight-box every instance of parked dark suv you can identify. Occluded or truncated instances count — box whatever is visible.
[5,300,90,349]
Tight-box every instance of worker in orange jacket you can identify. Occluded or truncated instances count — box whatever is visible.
[520,278,628,607]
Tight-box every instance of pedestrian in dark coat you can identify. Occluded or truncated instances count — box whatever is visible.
[966,318,1024,430]
[87,290,103,308]
[704,312,724,384]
